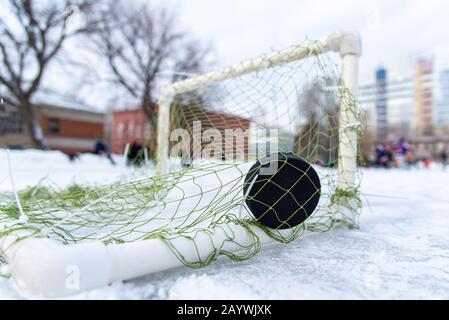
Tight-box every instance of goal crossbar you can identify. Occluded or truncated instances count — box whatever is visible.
[156,31,361,175]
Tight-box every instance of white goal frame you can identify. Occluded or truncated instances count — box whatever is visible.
[1,31,361,297]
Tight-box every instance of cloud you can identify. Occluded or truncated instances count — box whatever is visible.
[169,0,449,77]
[5,0,448,110]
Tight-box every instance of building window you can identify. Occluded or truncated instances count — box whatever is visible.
[135,124,142,139]
[117,123,124,139]
[48,118,60,134]
[0,110,22,134]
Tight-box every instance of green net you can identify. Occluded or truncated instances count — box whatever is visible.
[0,40,362,275]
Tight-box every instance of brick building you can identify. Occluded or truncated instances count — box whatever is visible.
[0,102,104,154]
[39,104,104,154]
[110,105,251,159]
[172,105,251,160]
[111,108,151,154]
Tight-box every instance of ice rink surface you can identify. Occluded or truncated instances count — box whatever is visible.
[1,150,448,299]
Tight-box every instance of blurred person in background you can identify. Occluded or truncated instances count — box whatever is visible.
[423,157,432,169]
[127,140,144,166]
[375,143,385,167]
[405,146,415,169]
[94,139,107,154]
[385,144,394,168]
[375,143,393,168]
[441,150,448,170]
[393,137,409,168]
[67,152,81,162]
[94,138,116,166]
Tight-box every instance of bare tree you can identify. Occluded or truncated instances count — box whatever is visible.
[89,0,211,154]
[294,78,340,164]
[0,0,96,148]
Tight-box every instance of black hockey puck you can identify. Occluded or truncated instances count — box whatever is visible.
[243,153,321,229]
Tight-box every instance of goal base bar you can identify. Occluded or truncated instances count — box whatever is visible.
[2,223,283,297]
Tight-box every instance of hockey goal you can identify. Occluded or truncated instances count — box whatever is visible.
[0,31,362,297]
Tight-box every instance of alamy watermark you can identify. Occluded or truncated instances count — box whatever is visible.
[169,121,281,175]
[65,265,80,291]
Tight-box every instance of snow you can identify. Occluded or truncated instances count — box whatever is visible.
[0,150,130,192]
[1,149,449,299]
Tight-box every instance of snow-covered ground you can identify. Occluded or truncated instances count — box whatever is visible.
[0,149,132,192]
[1,149,448,299]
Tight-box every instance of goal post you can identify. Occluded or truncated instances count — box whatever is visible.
[0,31,362,297]
[156,31,362,219]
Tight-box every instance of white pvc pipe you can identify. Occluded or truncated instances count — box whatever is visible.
[2,223,282,297]
[335,33,362,222]
[156,91,172,175]
[337,54,360,189]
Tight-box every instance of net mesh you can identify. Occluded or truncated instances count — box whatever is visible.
[0,39,362,274]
